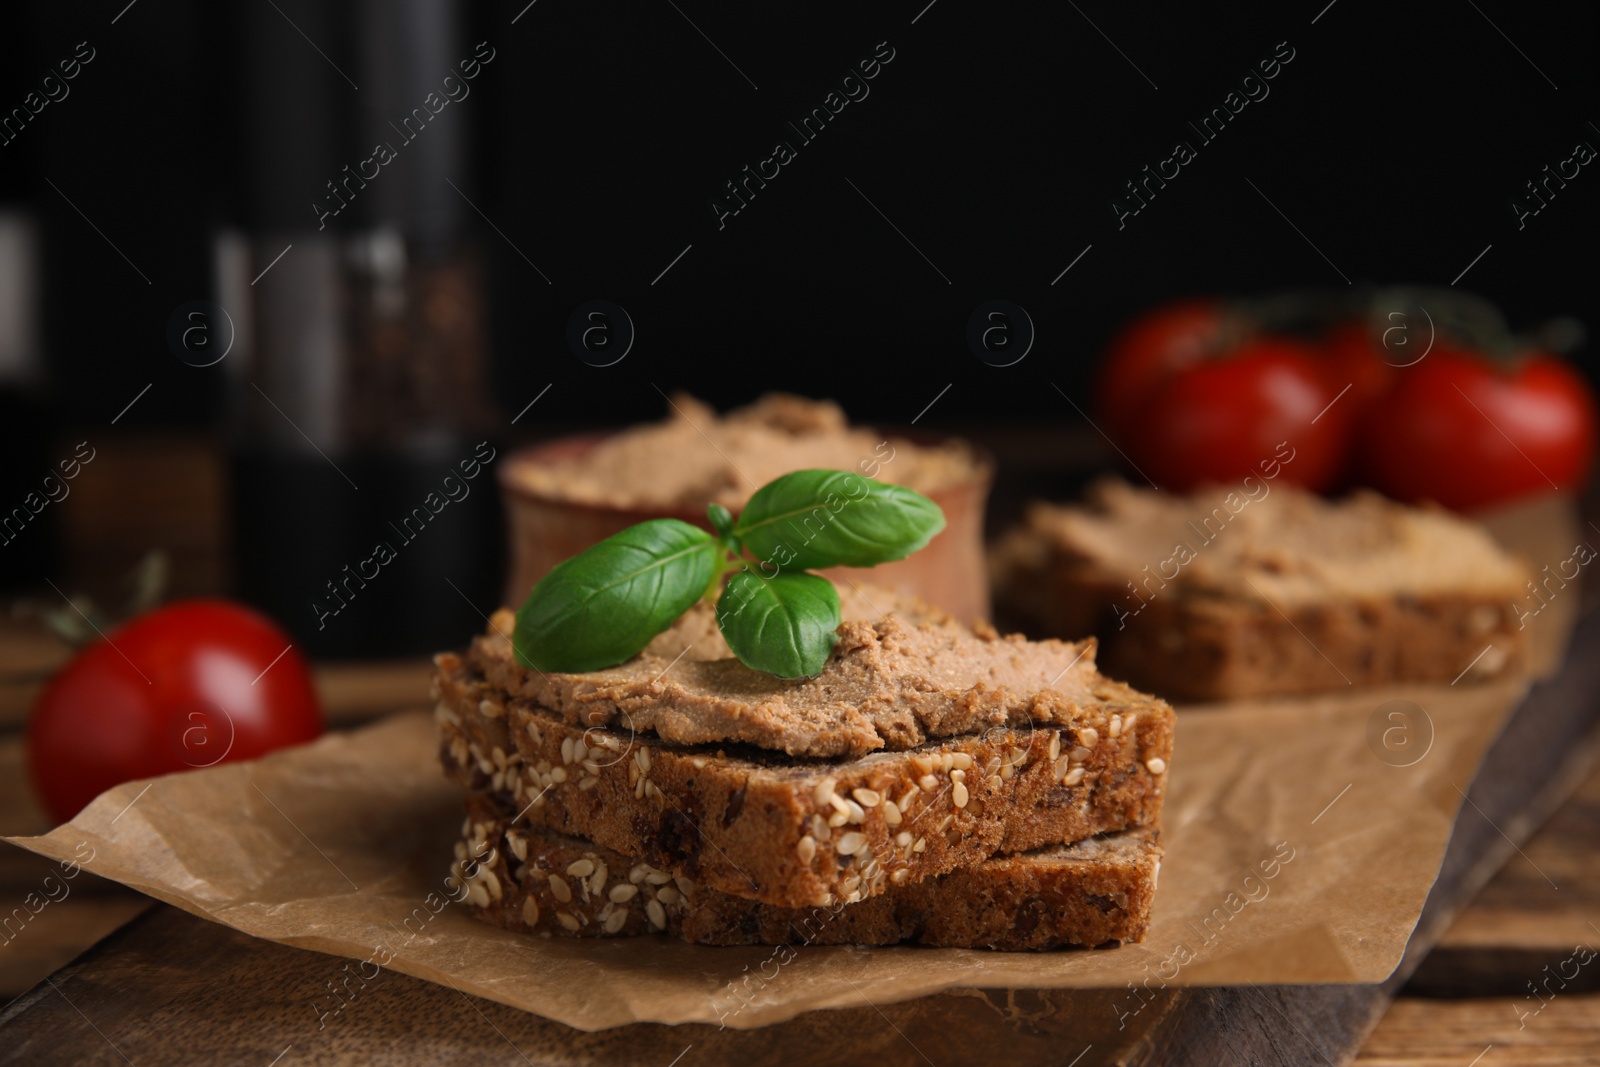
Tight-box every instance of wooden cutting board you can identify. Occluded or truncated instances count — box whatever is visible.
[1,607,1596,1065]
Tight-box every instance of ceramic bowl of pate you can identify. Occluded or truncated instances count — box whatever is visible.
[497,395,994,624]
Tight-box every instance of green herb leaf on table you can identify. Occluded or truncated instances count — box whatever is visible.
[716,570,841,679]
[513,518,720,672]
[733,469,946,572]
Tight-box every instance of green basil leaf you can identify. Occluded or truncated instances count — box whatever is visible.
[716,569,840,678]
[733,469,946,571]
[514,519,719,672]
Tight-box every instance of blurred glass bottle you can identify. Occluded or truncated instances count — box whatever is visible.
[219,0,502,657]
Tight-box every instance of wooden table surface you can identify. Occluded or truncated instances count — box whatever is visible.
[1,624,1598,1063]
[5,430,1600,1063]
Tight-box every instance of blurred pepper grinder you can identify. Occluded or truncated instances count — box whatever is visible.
[0,208,58,591]
[220,0,502,657]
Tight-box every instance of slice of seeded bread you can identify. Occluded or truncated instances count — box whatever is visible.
[454,793,1161,949]
[434,652,1172,909]
[991,479,1530,701]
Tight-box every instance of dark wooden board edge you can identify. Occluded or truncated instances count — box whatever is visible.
[3,609,1598,1067]
[1118,604,1600,1067]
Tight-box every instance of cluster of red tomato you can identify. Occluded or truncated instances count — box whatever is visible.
[1094,297,1598,511]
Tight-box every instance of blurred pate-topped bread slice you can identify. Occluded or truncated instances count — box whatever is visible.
[991,479,1531,701]
[468,583,1152,758]
[1008,479,1527,604]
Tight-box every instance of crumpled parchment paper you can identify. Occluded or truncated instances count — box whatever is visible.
[4,495,1578,1030]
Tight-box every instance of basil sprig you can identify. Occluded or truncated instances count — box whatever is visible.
[513,469,945,678]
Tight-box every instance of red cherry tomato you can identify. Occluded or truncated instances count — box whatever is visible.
[1315,323,1403,486]
[1357,347,1598,511]
[1320,322,1401,418]
[28,599,324,822]
[1096,299,1233,437]
[1128,339,1350,493]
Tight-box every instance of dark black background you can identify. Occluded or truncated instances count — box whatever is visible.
[4,0,1597,432]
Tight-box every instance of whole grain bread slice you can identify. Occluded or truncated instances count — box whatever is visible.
[435,652,1172,909]
[454,793,1161,949]
[991,479,1531,700]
